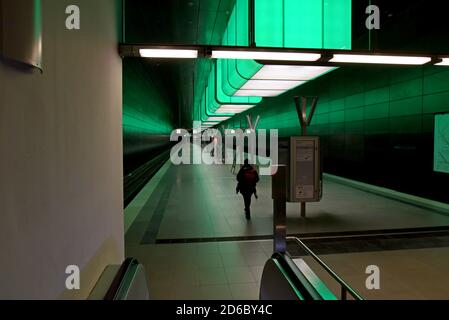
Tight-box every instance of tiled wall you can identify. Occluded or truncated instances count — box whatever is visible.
[123,59,175,175]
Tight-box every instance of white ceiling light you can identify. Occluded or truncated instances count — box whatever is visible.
[330,54,431,65]
[220,104,255,109]
[139,49,198,59]
[234,89,284,97]
[207,117,231,122]
[252,65,336,81]
[215,109,244,114]
[211,50,321,62]
[231,66,335,98]
[215,105,255,114]
[436,58,449,66]
[241,79,306,90]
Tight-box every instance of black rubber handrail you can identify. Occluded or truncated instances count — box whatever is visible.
[272,252,323,300]
[103,258,139,300]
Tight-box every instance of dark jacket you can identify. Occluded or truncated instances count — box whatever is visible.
[236,165,260,195]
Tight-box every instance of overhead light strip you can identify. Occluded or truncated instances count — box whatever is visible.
[436,58,449,66]
[234,89,284,97]
[211,50,321,62]
[215,105,255,114]
[330,54,432,65]
[252,65,336,81]
[240,80,306,90]
[231,65,336,97]
[207,116,232,122]
[126,45,444,66]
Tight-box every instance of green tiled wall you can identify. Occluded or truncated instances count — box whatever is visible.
[227,65,449,138]
[224,65,449,203]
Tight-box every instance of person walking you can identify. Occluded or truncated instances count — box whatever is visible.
[236,159,260,220]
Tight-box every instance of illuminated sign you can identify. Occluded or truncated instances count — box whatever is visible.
[434,113,449,173]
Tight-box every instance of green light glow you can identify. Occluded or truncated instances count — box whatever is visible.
[284,0,323,48]
[324,0,352,49]
[123,60,174,135]
[255,0,284,47]
[255,0,351,49]
[194,0,352,122]
[218,59,263,99]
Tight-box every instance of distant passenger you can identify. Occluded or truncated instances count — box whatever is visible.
[236,159,260,220]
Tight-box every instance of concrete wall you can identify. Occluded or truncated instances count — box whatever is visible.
[0,0,124,299]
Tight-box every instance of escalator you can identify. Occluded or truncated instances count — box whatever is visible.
[260,237,363,301]
[89,258,150,300]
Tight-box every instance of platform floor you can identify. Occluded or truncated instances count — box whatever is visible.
[125,158,449,300]
[303,246,449,300]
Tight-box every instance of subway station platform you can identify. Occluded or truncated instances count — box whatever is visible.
[125,151,449,300]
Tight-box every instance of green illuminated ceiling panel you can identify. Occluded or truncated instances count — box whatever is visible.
[324,0,352,49]
[123,60,174,135]
[197,60,262,124]
[194,0,352,123]
[255,0,352,49]
[209,62,261,109]
[284,0,323,48]
[222,0,250,47]
[219,59,263,98]
[255,0,284,47]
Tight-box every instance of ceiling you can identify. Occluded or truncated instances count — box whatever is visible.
[124,0,449,128]
[124,0,235,45]
[124,0,236,127]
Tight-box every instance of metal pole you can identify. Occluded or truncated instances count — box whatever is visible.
[300,202,306,218]
[341,287,347,301]
[300,98,307,218]
[274,199,286,253]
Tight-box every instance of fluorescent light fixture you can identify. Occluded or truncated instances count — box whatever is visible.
[207,117,231,122]
[252,65,336,80]
[215,109,245,114]
[212,50,321,62]
[436,58,449,66]
[231,65,336,98]
[241,80,306,90]
[215,110,236,115]
[139,49,198,59]
[330,54,431,65]
[234,89,284,97]
[220,104,255,109]
[215,105,255,114]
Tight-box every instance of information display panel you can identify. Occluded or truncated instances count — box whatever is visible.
[289,137,321,203]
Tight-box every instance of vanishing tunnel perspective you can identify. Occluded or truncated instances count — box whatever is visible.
[1,0,449,306]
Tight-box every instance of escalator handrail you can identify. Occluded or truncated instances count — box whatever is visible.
[272,252,324,300]
[270,255,305,300]
[287,236,363,300]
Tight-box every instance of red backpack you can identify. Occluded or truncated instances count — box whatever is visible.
[243,169,257,185]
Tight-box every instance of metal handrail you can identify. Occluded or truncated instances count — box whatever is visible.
[287,236,363,300]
